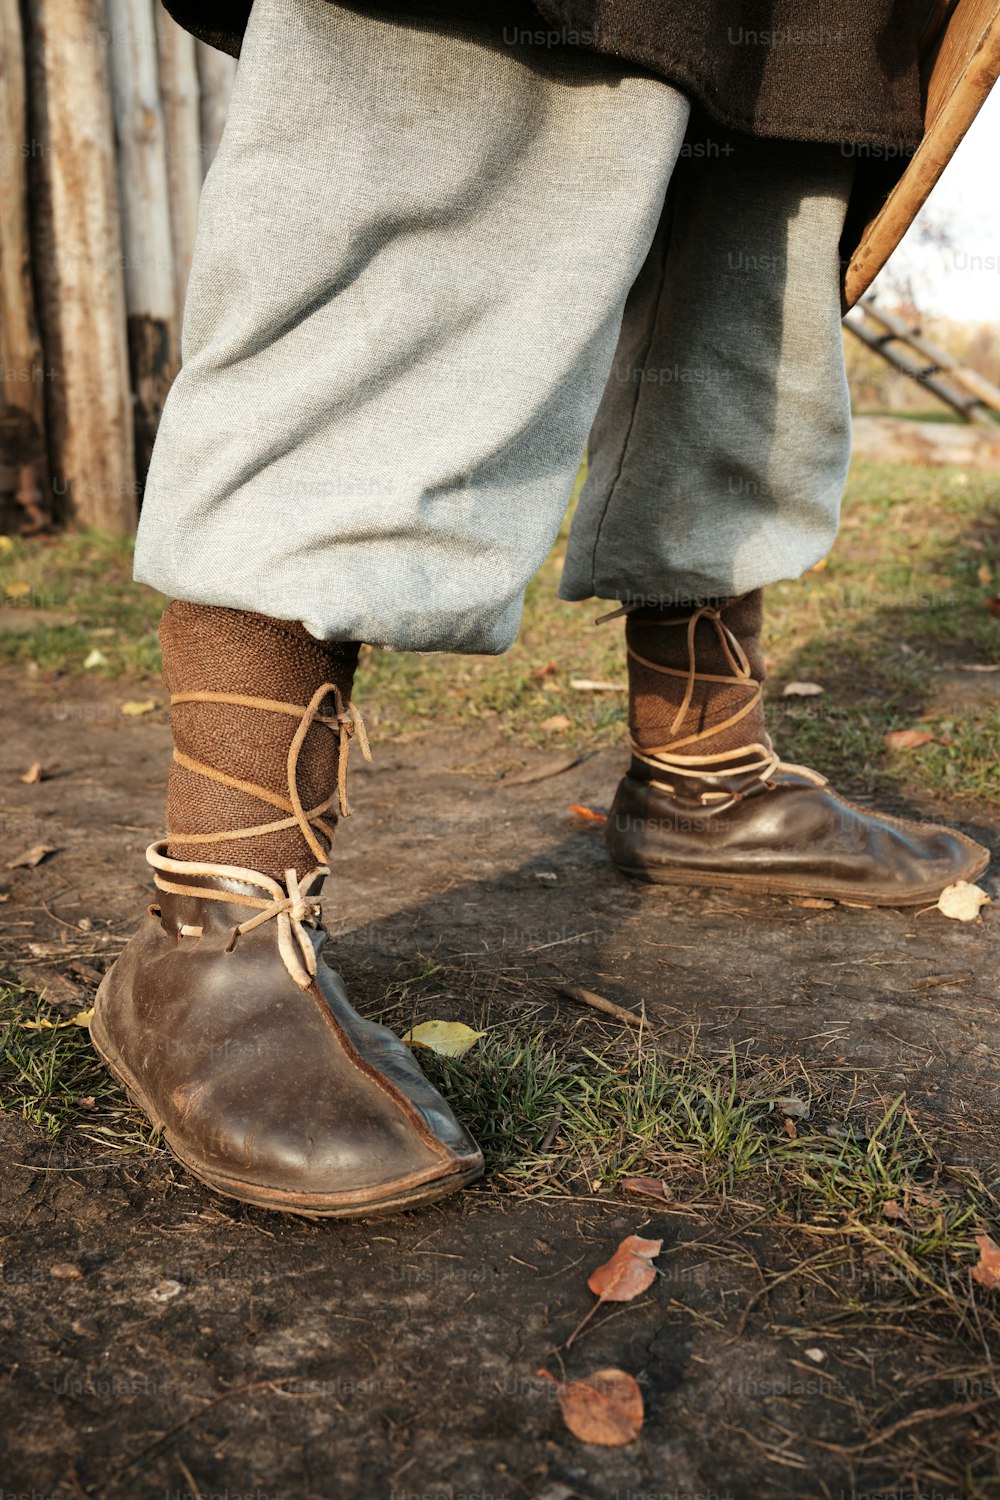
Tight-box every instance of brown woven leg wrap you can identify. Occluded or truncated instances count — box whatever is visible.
[161,602,361,880]
[626,590,767,758]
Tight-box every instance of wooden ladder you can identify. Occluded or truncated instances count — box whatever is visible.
[843,299,1000,427]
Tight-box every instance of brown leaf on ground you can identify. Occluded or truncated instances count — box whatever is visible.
[19,761,45,784]
[883,729,935,751]
[6,843,57,869]
[972,1232,1000,1290]
[566,1235,662,1347]
[985,595,1000,617]
[782,681,824,697]
[540,1367,644,1446]
[539,714,572,732]
[588,1235,662,1302]
[621,1177,674,1203]
[568,805,607,824]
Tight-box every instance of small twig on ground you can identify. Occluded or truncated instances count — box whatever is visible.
[538,1102,563,1153]
[555,983,651,1033]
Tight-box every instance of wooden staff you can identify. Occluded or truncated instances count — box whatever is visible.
[196,40,237,176]
[21,0,136,533]
[107,0,177,485]
[0,0,50,530]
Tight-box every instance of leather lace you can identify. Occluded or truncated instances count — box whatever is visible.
[156,682,372,982]
[615,603,826,800]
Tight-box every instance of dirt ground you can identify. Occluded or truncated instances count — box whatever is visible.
[1,667,998,1500]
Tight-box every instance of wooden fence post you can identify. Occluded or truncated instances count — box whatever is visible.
[107,0,177,484]
[154,6,201,341]
[0,0,50,531]
[196,40,237,176]
[21,0,136,533]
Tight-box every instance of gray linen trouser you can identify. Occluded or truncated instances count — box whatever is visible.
[134,0,854,654]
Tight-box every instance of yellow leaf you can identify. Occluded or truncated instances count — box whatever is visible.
[119,699,158,716]
[0,535,15,554]
[4,580,31,599]
[21,1007,93,1032]
[936,882,990,922]
[402,1020,484,1058]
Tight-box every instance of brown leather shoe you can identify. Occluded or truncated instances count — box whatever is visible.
[92,843,484,1216]
[605,748,991,906]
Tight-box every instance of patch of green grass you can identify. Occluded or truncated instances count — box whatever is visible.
[0,530,165,678]
[424,1025,996,1315]
[0,983,160,1151]
[2,971,995,1331]
[2,459,997,800]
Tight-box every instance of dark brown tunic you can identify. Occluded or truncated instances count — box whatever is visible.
[163,0,925,150]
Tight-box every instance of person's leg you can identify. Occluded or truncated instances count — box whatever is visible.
[563,139,989,903]
[95,0,693,1216]
[135,0,690,654]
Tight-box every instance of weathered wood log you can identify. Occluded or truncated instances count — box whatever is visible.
[0,0,49,531]
[851,414,1000,468]
[155,5,202,336]
[107,0,177,485]
[196,40,237,175]
[21,0,136,533]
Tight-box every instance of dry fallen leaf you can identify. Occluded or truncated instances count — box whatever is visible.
[808,556,829,573]
[784,1117,797,1138]
[883,728,935,751]
[539,714,572,732]
[935,882,990,922]
[776,1096,810,1119]
[20,1007,94,1032]
[568,804,607,824]
[793,897,835,910]
[972,1232,1000,1290]
[150,1279,184,1303]
[4,580,32,599]
[621,1177,674,1203]
[49,1263,83,1280]
[977,563,994,585]
[540,1367,644,1447]
[119,699,158,717]
[882,1199,908,1222]
[566,1234,662,1347]
[83,647,108,669]
[782,681,824,697]
[6,843,57,870]
[19,761,45,784]
[401,1020,484,1058]
[569,679,626,693]
[985,595,1000,618]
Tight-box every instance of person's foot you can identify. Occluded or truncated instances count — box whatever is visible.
[607,594,990,905]
[604,748,989,904]
[92,843,483,1215]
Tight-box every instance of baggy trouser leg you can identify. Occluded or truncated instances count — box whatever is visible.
[134,0,691,653]
[560,141,855,606]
